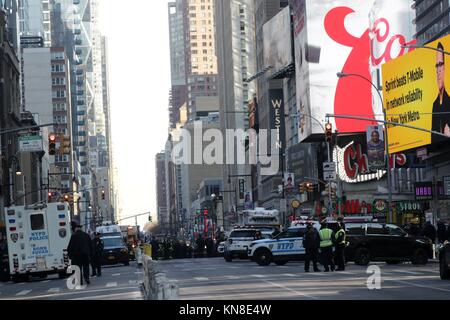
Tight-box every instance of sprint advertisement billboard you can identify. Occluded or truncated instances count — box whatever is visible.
[382,34,450,153]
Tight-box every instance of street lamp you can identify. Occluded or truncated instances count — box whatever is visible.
[336,72,393,223]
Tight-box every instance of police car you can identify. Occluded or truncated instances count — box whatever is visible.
[224,228,263,262]
[247,224,320,266]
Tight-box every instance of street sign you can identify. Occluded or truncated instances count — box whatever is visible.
[323,171,337,182]
[323,162,336,172]
[19,135,43,152]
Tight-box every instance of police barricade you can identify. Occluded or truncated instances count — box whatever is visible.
[141,255,179,300]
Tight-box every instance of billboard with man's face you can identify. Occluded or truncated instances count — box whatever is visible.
[382,34,450,153]
[291,0,415,142]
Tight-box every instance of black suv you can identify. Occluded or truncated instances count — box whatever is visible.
[344,223,433,266]
[439,242,450,280]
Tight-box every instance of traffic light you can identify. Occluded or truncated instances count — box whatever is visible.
[148,215,153,222]
[49,134,57,156]
[325,123,333,143]
[60,136,71,155]
[307,183,314,193]
[299,183,305,194]
[101,189,105,200]
[204,209,209,216]
[48,192,53,202]
[64,194,70,202]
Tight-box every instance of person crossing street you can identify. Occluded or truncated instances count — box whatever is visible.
[91,233,104,277]
[303,224,321,272]
[334,222,347,271]
[319,222,335,272]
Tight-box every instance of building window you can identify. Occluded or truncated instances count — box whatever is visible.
[51,64,65,72]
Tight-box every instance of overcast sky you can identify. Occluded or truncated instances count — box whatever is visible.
[99,0,171,228]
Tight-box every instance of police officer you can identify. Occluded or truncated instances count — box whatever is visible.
[319,222,335,272]
[334,222,347,271]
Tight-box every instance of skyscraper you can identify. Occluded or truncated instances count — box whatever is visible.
[415,0,450,44]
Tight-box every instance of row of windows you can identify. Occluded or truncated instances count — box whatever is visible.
[52,77,66,85]
[192,49,213,54]
[52,90,66,99]
[53,115,67,124]
[53,103,67,111]
[51,64,65,72]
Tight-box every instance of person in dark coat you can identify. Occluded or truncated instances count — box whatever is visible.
[446,223,450,242]
[196,236,205,258]
[303,224,321,272]
[437,221,447,244]
[91,233,104,277]
[422,222,437,244]
[150,237,159,260]
[408,223,420,236]
[67,224,92,285]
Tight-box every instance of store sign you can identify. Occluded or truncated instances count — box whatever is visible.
[397,201,422,213]
[239,179,245,200]
[414,182,433,201]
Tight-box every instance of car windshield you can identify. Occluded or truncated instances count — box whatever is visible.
[102,237,124,248]
[230,231,258,238]
[275,229,305,239]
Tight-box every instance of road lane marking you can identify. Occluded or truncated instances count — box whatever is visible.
[112,274,121,277]
[106,282,118,288]
[48,288,61,294]
[262,280,319,300]
[387,279,450,293]
[194,277,209,281]
[16,290,32,296]
[135,272,143,275]
[225,276,240,280]
[251,275,266,278]
[282,274,297,277]
[392,270,422,275]
[42,280,50,283]
[129,280,138,285]
[8,286,138,300]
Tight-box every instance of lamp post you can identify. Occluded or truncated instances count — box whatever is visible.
[336,72,394,223]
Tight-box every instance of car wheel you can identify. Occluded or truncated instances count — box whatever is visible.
[274,260,288,266]
[440,256,450,280]
[224,253,233,262]
[255,249,272,266]
[354,247,371,266]
[411,248,428,265]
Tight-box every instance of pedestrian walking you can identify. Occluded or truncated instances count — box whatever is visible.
[91,233,104,277]
[303,224,321,272]
[334,222,347,271]
[319,222,335,272]
[67,223,92,285]
[422,221,437,244]
[437,221,447,244]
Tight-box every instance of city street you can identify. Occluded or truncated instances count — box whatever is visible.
[0,263,143,300]
[157,258,450,300]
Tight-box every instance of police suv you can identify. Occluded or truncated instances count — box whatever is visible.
[247,224,319,266]
[224,228,263,262]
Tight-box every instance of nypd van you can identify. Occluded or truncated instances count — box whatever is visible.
[248,226,314,266]
[5,203,71,282]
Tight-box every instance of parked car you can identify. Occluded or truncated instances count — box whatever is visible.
[101,236,130,266]
[224,229,263,262]
[345,223,433,266]
[439,241,450,280]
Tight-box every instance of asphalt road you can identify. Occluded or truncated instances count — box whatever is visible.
[0,262,143,300]
[157,257,450,300]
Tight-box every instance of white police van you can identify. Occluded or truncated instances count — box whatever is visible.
[248,225,319,266]
[5,203,71,282]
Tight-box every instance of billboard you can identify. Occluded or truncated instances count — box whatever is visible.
[284,173,295,194]
[244,192,254,210]
[263,6,293,77]
[382,34,450,153]
[366,125,385,171]
[291,0,416,142]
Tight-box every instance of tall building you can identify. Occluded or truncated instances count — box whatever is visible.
[215,0,257,223]
[18,0,51,46]
[155,152,168,227]
[415,0,450,45]
[22,46,74,193]
[254,0,287,212]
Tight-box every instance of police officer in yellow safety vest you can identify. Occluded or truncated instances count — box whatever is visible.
[334,222,347,271]
[319,222,335,272]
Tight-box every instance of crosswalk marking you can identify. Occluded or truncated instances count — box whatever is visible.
[16,290,32,296]
[112,274,121,277]
[129,280,138,285]
[42,280,50,283]
[282,274,297,277]
[48,288,61,294]
[194,277,209,281]
[135,272,143,275]
[251,275,265,278]
[106,282,118,288]
[225,276,240,280]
